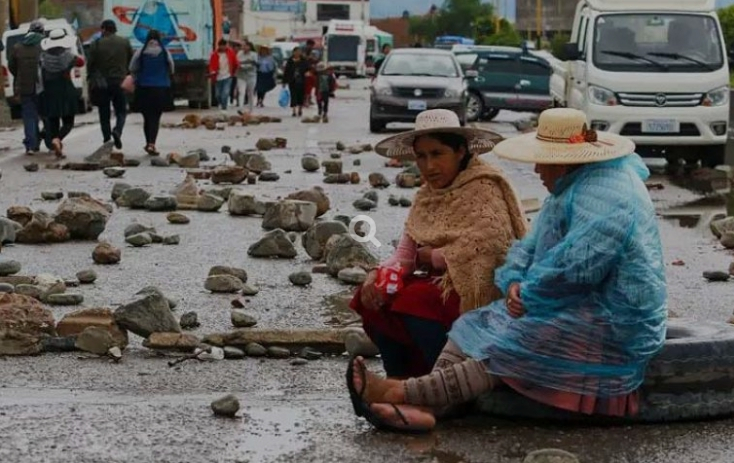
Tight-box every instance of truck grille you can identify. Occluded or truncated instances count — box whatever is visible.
[617,92,703,107]
[393,87,444,98]
[620,123,701,137]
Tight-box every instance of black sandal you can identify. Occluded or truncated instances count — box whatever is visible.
[345,356,432,434]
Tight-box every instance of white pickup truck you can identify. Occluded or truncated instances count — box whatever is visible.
[550,0,729,167]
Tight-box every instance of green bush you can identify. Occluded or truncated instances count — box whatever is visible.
[550,33,571,59]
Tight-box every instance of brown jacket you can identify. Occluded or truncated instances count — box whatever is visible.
[8,41,42,97]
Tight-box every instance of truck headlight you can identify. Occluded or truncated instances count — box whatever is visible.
[588,85,618,106]
[702,86,729,107]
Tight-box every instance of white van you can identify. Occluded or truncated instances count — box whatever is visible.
[323,20,367,77]
[552,0,729,167]
[1,18,90,119]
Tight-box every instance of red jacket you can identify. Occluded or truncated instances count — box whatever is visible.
[208,48,238,81]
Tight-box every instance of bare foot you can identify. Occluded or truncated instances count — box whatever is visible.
[370,404,436,431]
[351,357,405,404]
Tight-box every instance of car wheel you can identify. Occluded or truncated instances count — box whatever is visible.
[466,92,483,122]
[370,117,385,133]
[484,108,500,121]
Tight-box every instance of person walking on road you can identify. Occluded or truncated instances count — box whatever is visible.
[88,19,134,150]
[236,41,258,113]
[255,45,277,108]
[208,39,238,111]
[315,62,336,123]
[39,29,86,159]
[8,20,45,155]
[282,46,309,117]
[129,30,174,156]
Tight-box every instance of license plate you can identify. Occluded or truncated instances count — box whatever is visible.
[408,100,427,111]
[641,119,679,133]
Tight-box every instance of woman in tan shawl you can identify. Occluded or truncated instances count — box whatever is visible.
[349,109,527,379]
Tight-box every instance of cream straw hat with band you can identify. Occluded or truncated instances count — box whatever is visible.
[493,108,635,165]
[374,109,504,159]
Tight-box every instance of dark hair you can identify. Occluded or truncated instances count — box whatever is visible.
[382,43,391,52]
[218,39,227,46]
[413,132,472,170]
[139,30,169,73]
[101,19,117,33]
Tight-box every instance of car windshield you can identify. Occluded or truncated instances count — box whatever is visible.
[592,13,724,72]
[381,53,459,77]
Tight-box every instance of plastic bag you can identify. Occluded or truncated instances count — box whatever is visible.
[375,264,405,297]
[278,87,290,108]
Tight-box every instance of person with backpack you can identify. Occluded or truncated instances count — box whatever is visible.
[38,29,86,159]
[8,20,45,155]
[129,30,174,155]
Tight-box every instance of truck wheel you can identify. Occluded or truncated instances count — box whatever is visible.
[466,92,483,122]
[484,108,500,121]
[701,145,726,169]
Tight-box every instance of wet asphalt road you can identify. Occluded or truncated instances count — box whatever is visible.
[1,81,734,463]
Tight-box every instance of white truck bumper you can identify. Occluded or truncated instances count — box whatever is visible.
[585,104,728,146]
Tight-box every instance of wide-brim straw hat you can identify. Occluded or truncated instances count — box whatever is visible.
[374,109,503,159]
[41,28,75,51]
[493,108,635,164]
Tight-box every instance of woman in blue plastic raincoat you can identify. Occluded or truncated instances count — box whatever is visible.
[345,108,668,433]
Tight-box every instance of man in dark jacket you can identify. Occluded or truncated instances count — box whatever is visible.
[8,20,44,154]
[88,19,133,150]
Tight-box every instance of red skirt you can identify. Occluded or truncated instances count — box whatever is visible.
[349,275,461,352]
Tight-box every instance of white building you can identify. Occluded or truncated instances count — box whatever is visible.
[242,0,371,42]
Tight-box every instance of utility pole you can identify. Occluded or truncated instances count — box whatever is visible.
[0,0,12,127]
[536,0,542,41]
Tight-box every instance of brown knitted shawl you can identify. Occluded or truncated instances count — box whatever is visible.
[405,157,528,313]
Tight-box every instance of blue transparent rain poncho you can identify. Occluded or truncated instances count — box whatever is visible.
[449,153,668,397]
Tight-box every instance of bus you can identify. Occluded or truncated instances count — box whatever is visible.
[434,35,475,49]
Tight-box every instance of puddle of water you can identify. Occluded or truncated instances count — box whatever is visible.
[225,406,311,462]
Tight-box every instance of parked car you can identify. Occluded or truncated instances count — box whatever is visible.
[1,18,90,119]
[368,48,470,133]
[454,46,553,122]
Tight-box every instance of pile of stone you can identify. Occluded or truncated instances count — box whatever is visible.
[2,196,112,245]
[164,113,282,130]
[124,222,180,247]
[0,266,88,306]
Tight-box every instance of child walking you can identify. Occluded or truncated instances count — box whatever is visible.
[316,62,336,123]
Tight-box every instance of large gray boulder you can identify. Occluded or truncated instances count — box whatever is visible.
[324,234,378,276]
[262,200,317,232]
[54,197,112,240]
[248,229,298,259]
[114,293,181,338]
[302,221,348,260]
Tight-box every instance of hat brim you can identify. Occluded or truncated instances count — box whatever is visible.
[41,36,76,51]
[492,130,635,165]
[374,126,504,159]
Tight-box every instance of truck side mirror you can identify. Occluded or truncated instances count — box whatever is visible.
[561,43,581,61]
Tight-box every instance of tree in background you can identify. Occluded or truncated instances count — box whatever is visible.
[718,5,734,52]
[550,32,571,58]
[479,18,523,47]
[39,0,64,20]
[409,0,494,44]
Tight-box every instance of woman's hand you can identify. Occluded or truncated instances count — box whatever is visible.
[416,246,433,267]
[359,269,384,311]
[506,283,525,318]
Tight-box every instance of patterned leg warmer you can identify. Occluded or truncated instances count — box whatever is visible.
[403,340,493,407]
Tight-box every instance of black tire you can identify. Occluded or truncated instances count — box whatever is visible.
[475,318,734,423]
[701,145,726,169]
[484,108,500,121]
[466,92,484,122]
[370,117,385,133]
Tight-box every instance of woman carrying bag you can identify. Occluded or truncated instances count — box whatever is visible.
[128,30,174,155]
